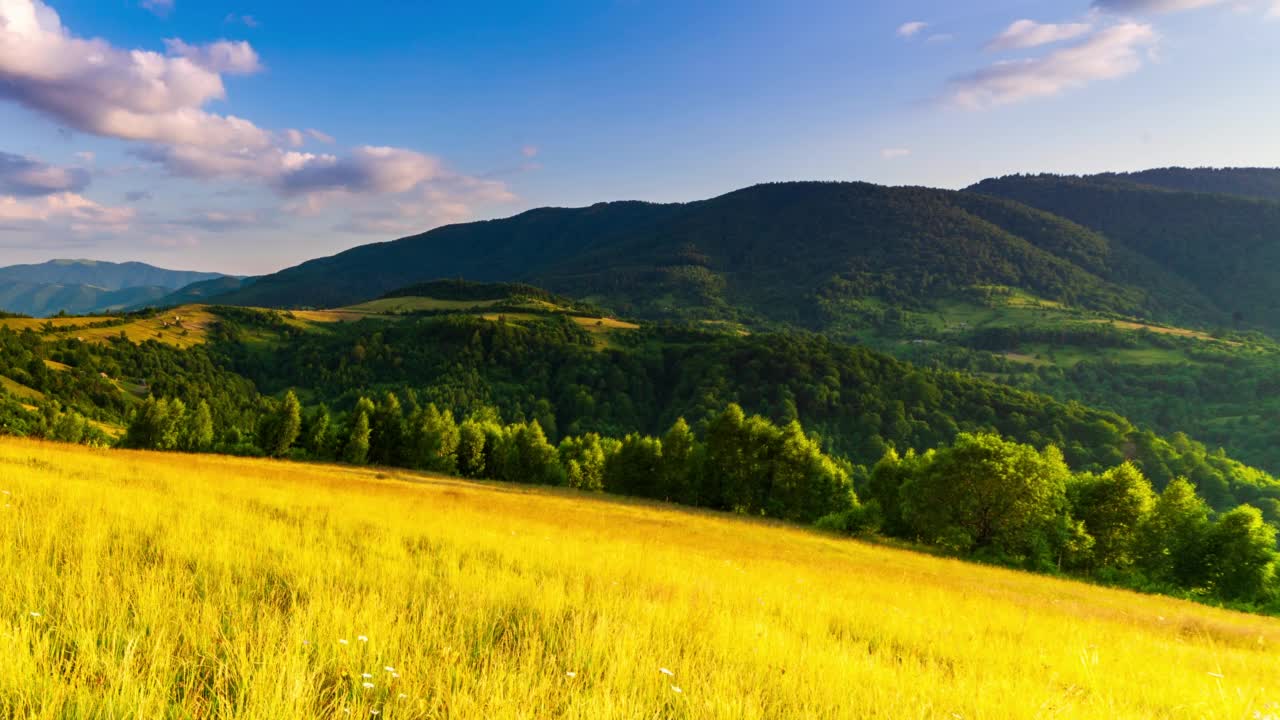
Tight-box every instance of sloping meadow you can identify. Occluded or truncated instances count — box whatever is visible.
[0,438,1277,719]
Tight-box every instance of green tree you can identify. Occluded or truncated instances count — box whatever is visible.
[123,397,183,450]
[660,418,699,503]
[769,420,855,523]
[1135,477,1211,588]
[369,392,405,466]
[559,433,606,491]
[180,399,215,452]
[900,433,1069,562]
[605,433,663,497]
[263,390,302,458]
[1067,463,1156,571]
[456,419,488,477]
[343,409,371,465]
[1203,505,1277,601]
[409,403,460,472]
[303,403,332,457]
[502,420,561,485]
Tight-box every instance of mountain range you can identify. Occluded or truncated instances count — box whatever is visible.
[198,167,1280,337]
[0,260,228,317]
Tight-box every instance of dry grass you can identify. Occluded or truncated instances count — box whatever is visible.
[0,305,219,349]
[0,437,1277,719]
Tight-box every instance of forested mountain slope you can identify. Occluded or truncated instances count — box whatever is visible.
[1096,167,1280,202]
[970,175,1280,333]
[213,182,1151,326]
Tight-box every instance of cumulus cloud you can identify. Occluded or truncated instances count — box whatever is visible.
[880,148,911,159]
[337,176,516,235]
[946,23,1157,109]
[163,38,262,75]
[897,21,928,38]
[0,192,133,231]
[987,20,1094,51]
[0,152,90,195]
[278,146,443,196]
[0,0,515,238]
[0,0,270,150]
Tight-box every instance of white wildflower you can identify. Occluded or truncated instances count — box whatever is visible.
[339,638,349,645]
[659,668,674,676]
[361,673,373,679]
[671,685,682,693]
[358,635,369,643]
[362,681,375,689]
[384,666,395,672]
[565,671,577,678]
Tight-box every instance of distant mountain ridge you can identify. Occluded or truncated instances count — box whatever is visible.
[0,259,230,317]
[207,173,1280,336]
[0,259,226,291]
[1094,167,1280,202]
[212,182,1154,328]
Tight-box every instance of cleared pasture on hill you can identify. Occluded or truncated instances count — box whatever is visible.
[0,438,1277,719]
[0,306,220,349]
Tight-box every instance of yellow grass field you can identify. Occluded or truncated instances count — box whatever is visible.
[1,438,1278,719]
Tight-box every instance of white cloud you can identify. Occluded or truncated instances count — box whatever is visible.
[1094,0,1280,13]
[897,21,928,38]
[163,38,262,75]
[337,176,516,235]
[0,0,271,150]
[173,209,269,232]
[140,0,173,17]
[880,148,911,159]
[1093,0,1228,11]
[279,146,443,196]
[0,152,89,195]
[0,192,133,231]
[521,145,539,158]
[223,13,258,28]
[946,23,1157,109]
[987,19,1094,51]
[0,0,517,238]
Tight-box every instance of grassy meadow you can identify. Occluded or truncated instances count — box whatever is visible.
[1,438,1278,719]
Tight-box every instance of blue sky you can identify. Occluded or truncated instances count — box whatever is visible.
[0,0,1277,274]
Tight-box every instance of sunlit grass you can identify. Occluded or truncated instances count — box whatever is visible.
[1,437,1277,718]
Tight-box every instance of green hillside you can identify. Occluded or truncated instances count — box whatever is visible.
[969,174,1280,334]
[214,182,1153,327]
[1097,167,1280,202]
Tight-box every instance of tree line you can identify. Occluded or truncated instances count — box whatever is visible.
[119,389,1280,611]
[123,392,858,525]
[843,433,1278,608]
